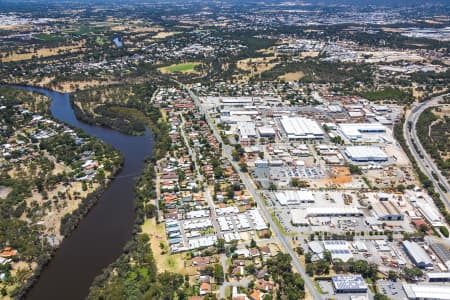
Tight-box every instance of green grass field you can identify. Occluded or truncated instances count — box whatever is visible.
[35,34,64,41]
[67,26,104,35]
[159,62,201,74]
[95,36,108,46]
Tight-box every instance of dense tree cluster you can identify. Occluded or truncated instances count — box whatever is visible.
[267,253,305,300]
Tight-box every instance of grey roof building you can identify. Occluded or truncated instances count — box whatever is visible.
[403,241,434,270]
[332,275,368,294]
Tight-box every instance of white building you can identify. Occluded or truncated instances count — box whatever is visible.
[280,116,324,140]
[237,122,257,139]
[258,126,276,138]
[403,241,434,269]
[324,241,354,262]
[345,146,388,162]
[338,123,386,141]
[274,190,315,205]
[291,207,363,224]
[403,283,450,300]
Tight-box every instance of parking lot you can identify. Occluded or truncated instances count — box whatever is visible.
[377,280,406,299]
[270,166,326,180]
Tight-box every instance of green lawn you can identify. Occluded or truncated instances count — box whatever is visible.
[95,36,108,46]
[35,34,64,41]
[67,26,104,35]
[160,62,201,74]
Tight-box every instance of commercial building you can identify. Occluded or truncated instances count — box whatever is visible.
[237,122,257,140]
[324,241,354,262]
[417,202,445,227]
[430,243,450,270]
[291,207,363,225]
[371,200,404,221]
[219,96,254,106]
[331,275,368,293]
[427,272,450,282]
[255,159,269,168]
[403,283,450,300]
[274,190,315,205]
[280,116,324,140]
[345,146,388,162]
[258,126,276,138]
[338,123,386,141]
[403,241,434,269]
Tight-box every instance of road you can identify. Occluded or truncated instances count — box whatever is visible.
[404,93,450,207]
[179,112,222,238]
[176,81,323,300]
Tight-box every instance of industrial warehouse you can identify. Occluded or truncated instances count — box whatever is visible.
[280,116,324,140]
[197,90,450,300]
[345,146,389,162]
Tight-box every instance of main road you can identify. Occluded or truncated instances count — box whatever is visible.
[404,93,450,207]
[175,81,323,300]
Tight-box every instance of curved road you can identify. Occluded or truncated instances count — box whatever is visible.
[404,93,450,207]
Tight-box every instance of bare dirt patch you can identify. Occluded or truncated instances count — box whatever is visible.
[1,41,85,62]
[152,31,181,39]
[237,56,278,76]
[279,71,304,82]
[141,219,195,275]
[329,167,352,185]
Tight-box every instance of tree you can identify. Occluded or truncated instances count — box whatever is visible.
[268,182,277,191]
[239,162,248,172]
[396,184,406,192]
[374,293,390,300]
[404,267,423,280]
[215,238,225,253]
[440,226,449,237]
[290,177,309,188]
[388,271,398,281]
[213,264,224,283]
[419,223,428,234]
[348,164,362,175]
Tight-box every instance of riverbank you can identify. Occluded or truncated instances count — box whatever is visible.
[86,86,178,299]
[4,86,154,300]
[0,85,124,299]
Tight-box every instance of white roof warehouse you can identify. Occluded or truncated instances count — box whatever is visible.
[345,146,388,162]
[280,116,324,140]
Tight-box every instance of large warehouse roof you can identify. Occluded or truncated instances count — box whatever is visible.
[237,122,257,138]
[291,207,363,224]
[339,123,386,140]
[280,116,324,139]
[403,241,433,269]
[274,190,315,205]
[345,146,388,162]
[324,241,354,262]
[403,283,450,300]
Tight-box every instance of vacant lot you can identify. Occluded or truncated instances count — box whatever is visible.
[278,71,304,82]
[141,219,196,275]
[159,62,202,74]
[0,41,85,62]
[152,31,181,39]
[237,56,278,76]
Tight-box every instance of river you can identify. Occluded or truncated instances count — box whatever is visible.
[15,86,153,300]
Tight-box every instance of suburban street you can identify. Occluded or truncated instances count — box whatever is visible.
[404,93,450,207]
[179,112,223,238]
[178,81,324,300]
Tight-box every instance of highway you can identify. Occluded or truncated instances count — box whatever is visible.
[176,81,323,300]
[404,93,450,207]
